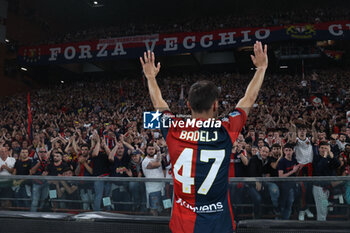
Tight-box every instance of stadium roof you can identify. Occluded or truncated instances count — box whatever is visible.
[10,0,350,36]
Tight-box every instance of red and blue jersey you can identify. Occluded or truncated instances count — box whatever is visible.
[160,108,247,233]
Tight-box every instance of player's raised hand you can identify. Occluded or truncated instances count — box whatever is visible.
[140,50,161,80]
[250,41,268,69]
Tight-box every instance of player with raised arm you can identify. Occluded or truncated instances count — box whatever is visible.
[140,41,268,233]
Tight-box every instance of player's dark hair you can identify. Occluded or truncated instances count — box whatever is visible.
[188,80,219,113]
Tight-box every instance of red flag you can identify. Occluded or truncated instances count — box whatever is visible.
[27,92,33,144]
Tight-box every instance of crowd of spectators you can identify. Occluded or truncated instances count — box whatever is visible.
[0,69,350,219]
[23,7,350,46]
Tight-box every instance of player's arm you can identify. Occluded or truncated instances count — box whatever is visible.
[236,41,268,116]
[140,51,170,111]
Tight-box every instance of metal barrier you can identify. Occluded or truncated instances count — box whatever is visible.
[0,176,350,232]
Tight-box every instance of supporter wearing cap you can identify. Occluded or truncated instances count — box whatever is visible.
[128,150,145,211]
[289,123,316,220]
[129,150,143,177]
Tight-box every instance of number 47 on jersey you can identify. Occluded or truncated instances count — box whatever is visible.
[173,148,225,195]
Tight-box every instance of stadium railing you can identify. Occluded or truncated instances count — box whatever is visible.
[0,175,349,220]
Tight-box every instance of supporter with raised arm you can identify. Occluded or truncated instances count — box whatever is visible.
[109,139,132,211]
[141,143,164,216]
[91,131,111,211]
[289,122,315,220]
[128,150,145,211]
